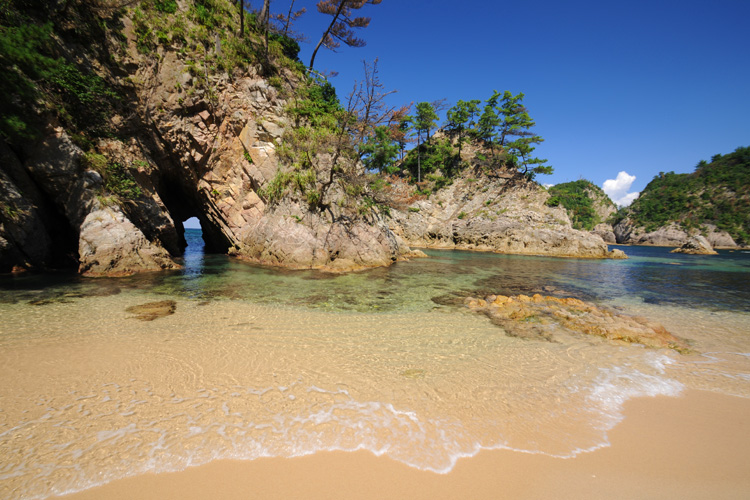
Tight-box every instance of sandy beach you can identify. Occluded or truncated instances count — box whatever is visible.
[2,249,748,500]
[60,390,750,500]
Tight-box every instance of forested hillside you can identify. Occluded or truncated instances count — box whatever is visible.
[545,180,616,231]
[615,146,750,245]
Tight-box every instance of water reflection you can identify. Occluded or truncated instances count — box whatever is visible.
[0,240,748,314]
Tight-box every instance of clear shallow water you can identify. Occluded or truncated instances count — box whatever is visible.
[0,231,748,499]
[3,231,748,313]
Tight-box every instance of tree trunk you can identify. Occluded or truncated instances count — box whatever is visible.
[260,0,271,28]
[309,0,347,69]
[282,0,297,36]
[417,131,421,183]
[239,0,244,37]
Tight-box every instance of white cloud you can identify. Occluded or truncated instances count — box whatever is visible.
[602,171,640,207]
[618,191,640,206]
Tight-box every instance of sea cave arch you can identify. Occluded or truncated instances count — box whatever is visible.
[157,178,232,256]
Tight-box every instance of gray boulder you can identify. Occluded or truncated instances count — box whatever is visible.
[670,235,718,255]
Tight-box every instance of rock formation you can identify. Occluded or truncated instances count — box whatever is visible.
[125,300,177,321]
[0,1,414,275]
[670,235,718,255]
[613,220,738,248]
[387,171,626,259]
[0,1,629,276]
[610,148,749,249]
[464,293,691,353]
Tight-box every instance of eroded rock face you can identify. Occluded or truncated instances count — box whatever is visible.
[614,219,738,248]
[0,18,414,275]
[123,49,415,273]
[591,223,616,243]
[0,5,633,276]
[0,125,185,275]
[465,293,690,353]
[670,235,718,255]
[389,172,623,259]
[78,205,179,276]
[236,206,420,272]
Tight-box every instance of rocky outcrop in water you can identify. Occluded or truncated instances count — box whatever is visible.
[613,220,738,248]
[387,171,625,259]
[0,1,636,276]
[465,293,690,353]
[125,300,177,321]
[670,235,718,255]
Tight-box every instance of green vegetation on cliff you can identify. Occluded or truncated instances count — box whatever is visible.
[616,146,750,244]
[546,180,615,231]
[0,1,121,144]
[0,0,305,147]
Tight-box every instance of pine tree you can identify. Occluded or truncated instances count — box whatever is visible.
[497,91,551,179]
[309,0,382,70]
[413,101,438,183]
[477,103,499,155]
[446,99,480,159]
[359,126,400,173]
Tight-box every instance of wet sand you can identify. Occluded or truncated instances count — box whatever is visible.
[60,389,750,500]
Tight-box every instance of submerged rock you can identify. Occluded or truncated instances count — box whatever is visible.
[670,235,718,255]
[464,294,691,353]
[125,300,176,321]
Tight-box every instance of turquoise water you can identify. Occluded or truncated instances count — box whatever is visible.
[3,229,748,313]
[0,230,749,499]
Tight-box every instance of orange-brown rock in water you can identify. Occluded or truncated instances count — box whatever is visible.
[126,300,177,321]
[464,294,691,353]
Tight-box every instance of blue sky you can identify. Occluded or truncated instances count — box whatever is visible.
[282,0,749,204]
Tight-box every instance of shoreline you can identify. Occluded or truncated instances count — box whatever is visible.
[59,389,750,500]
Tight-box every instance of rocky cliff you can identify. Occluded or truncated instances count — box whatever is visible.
[0,0,625,277]
[545,179,618,243]
[0,0,413,275]
[385,168,625,259]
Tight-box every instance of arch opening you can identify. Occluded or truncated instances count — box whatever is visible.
[157,178,231,256]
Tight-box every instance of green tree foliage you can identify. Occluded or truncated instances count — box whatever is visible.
[394,114,412,159]
[0,7,118,144]
[495,91,550,179]
[621,146,750,243]
[477,102,499,153]
[470,90,552,179]
[414,101,438,142]
[400,137,458,186]
[154,0,178,14]
[359,126,400,173]
[445,99,479,159]
[390,90,554,189]
[288,80,342,127]
[546,180,614,230]
[495,90,528,146]
[276,60,400,215]
[412,101,438,182]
